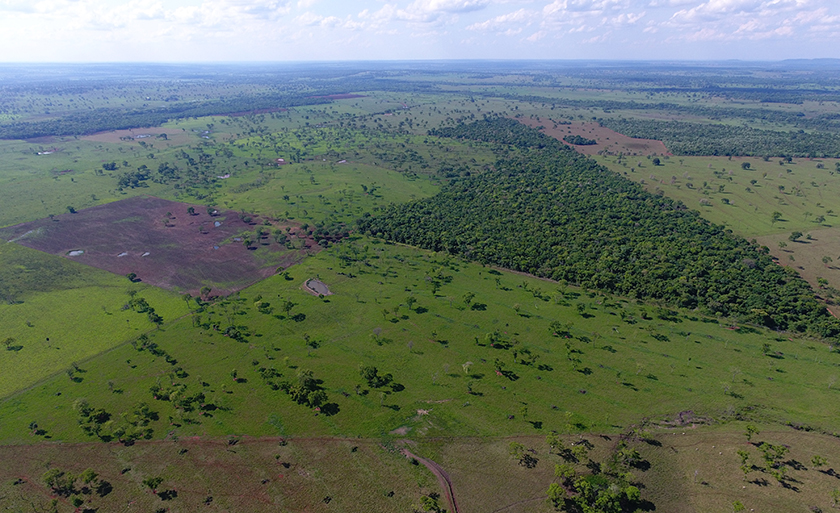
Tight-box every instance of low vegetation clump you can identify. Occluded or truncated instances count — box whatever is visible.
[563,134,597,146]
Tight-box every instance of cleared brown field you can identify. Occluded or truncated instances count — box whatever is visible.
[80,127,194,147]
[0,196,318,295]
[518,117,670,157]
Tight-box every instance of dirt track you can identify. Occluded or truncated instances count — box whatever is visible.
[401,448,460,513]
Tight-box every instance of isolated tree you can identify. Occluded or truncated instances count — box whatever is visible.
[142,476,163,495]
[126,272,137,282]
[741,162,750,170]
[3,337,14,350]
[66,206,76,214]
[187,206,195,215]
[789,231,803,242]
[771,211,782,225]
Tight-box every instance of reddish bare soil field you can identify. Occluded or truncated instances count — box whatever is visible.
[0,196,318,295]
[518,117,670,156]
[309,94,366,100]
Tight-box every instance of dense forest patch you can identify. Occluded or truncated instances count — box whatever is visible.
[362,118,840,337]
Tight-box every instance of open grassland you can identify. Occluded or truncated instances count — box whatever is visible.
[0,243,188,398]
[642,427,840,513]
[595,154,840,237]
[4,419,840,512]
[0,437,430,513]
[210,161,439,225]
[756,227,840,295]
[6,66,840,511]
[3,238,840,447]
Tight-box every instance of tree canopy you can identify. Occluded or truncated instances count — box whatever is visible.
[360,118,839,337]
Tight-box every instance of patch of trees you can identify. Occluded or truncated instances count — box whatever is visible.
[42,466,112,507]
[127,296,163,326]
[279,368,330,410]
[599,118,840,157]
[563,135,597,146]
[72,398,156,443]
[116,165,151,189]
[361,118,840,338]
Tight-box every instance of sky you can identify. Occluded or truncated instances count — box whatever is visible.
[0,0,837,62]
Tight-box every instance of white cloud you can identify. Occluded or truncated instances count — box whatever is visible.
[670,0,809,24]
[466,8,533,31]
[543,0,628,16]
[647,0,695,6]
[363,0,490,25]
[525,29,546,41]
[0,0,835,61]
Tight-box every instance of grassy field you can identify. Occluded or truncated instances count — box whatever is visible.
[0,437,432,512]
[5,68,840,511]
[207,161,439,225]
[595,154,840,237]
[3,237,839,447]
[0,242,188,398]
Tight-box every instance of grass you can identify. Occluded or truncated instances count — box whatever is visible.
[0,242,188,398]
[0,437,429,512]
[595,154,840,237]
[4,75,840,511]
[642,426,840,512]
[3,237,839,446]
[208,161,439,225]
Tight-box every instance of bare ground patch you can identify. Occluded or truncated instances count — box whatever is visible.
[81,127,193,147]
[518,117,670,156]
[0,196,320,295]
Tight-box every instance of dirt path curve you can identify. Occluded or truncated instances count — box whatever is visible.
[401,448,460,513]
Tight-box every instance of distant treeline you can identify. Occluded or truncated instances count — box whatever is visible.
[474,91,840,133]
[361,118,840,338]
[598,118,840,157]
[0,94,331,140]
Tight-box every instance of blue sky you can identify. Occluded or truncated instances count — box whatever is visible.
[0,0,837,62]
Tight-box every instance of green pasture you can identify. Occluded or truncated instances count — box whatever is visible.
[210,161,438,225]
[2,237,839,446]
[0,243,188,398]
[596,154,840,237]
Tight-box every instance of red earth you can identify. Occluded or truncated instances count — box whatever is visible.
[0,196,319,295]
[518,117,670,156]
